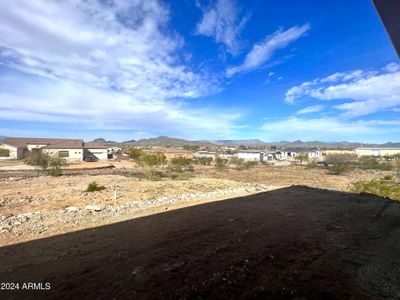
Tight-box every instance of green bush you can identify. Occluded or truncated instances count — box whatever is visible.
[194,157,213,165]
[169,157,193,172]
[383,175,393,181]
[124,147,144,160]
[358,156,392,171]
[325,154,357,175]
[296,153,309,164]
[306,161,319,169]
[215,157,227,169]
[25,151,66,176]
[137,152,167,179]
[86,181,106,192]
[351,180,400,201]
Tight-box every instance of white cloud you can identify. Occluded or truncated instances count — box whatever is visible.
[0,0,219,100]
[0,0,242,139]
[296,105,325,115]
[261,117,396,142]
[285,63,400,117]
[0,73,241,139]
[226,24,310,77]
[195,0,249,56]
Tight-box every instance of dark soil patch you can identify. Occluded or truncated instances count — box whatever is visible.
[1,186,400,299]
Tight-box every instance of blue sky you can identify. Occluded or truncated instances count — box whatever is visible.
[0,0,399,142]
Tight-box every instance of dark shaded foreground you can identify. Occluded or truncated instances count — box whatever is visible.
[1,186,400,299]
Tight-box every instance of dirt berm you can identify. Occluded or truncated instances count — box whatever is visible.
[1,186,400,299]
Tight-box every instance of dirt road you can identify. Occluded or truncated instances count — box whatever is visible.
[1,186,399,299]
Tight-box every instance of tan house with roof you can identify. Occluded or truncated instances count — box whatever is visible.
[0,137,108,161]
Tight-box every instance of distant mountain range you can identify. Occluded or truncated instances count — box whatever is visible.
[90,136,400,148]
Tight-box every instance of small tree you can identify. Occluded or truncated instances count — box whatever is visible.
[215,157,227,169]
[296,153,309,164]
[170,157,193,172]
[325,154,357,175]
[230,157,256,170]
[194,156,213,165]
[25,151,66,176]
[138,152,167,179]
[47,157,67,176]
[124,147,144,160]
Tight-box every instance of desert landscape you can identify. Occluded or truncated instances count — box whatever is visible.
[0,160,396,246]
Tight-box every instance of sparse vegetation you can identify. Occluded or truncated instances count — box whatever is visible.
[306,161,319,169]
[357,156,392,171]
[137,152,167,179]
[351,180,400,201]
[170,157,193,172]
[124,147,144,160]
[215,157,227,169]
[25,151,66,176]
[296,153,309,164]
[325,154,357,175]
[230,157,257,170]
[194,157,213,165]
[85,181,106,192]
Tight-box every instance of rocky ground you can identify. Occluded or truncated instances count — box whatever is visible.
[0,165,396,246]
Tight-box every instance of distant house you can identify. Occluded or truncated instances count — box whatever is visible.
[355,147,400,157]
[277,150,297,159]
[157,148,193,161]
[194,151,217,159]
[237,150,265,162]
[0,137,107,161]
[306,150,322,159]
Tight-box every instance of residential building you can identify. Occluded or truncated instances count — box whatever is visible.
[0,137,108,161]
[355,147,400,157]
[237,150,264,162]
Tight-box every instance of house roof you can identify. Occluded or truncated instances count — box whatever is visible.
[84,142,108,149]
[3,137,84,149]
[238,150,264,153]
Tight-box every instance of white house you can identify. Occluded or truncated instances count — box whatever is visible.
[194,151,217,159]
[0,137,108,161]
[277,150,297,159]
[237,150,264,162]
[306,150,322,159]
[355,147,400,157]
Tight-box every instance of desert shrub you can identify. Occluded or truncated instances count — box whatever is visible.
[215,157,227,169]
[0,148,9,157]
[351,180,400,201]
[137,152,167,179]
[86,181,106,192]
[306,161,319,169]
[358,156,393,171]
[383,175,393,180]
[329,164,349,175]
[169,157,193,172]
[25,151,66,176]
[325,154,357,175]
[245,161,257,169]
[296,153,309,164]
[194,157,213,165]
[230,157,258,170]
[46,157,67,176]
[124,147,144,160]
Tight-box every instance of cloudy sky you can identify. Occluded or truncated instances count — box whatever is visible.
[0,0,399,142]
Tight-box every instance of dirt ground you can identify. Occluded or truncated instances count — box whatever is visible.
[0,165,395,246]
[1,186,400,299]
